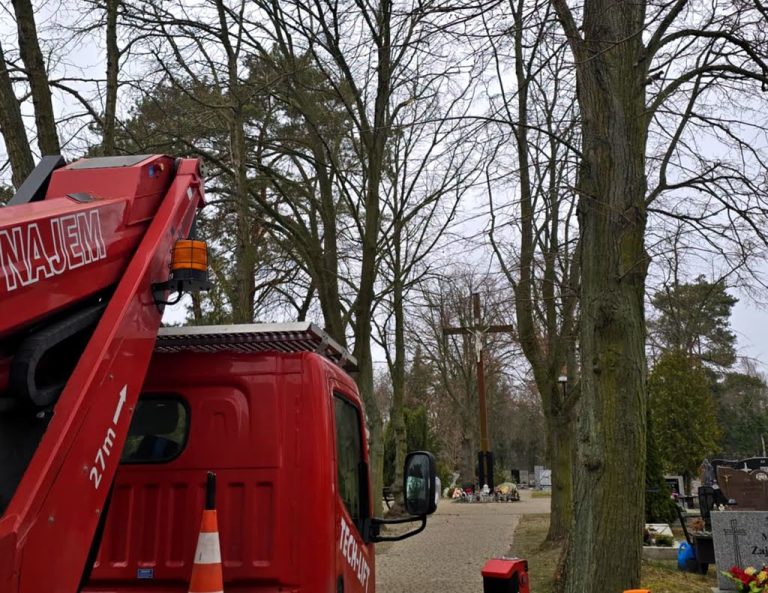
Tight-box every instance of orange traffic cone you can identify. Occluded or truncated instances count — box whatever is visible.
[189,472,224,593]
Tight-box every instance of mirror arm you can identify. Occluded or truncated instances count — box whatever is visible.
[368,515,427,543]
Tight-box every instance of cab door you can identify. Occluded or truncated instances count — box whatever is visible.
[332,392,374,593]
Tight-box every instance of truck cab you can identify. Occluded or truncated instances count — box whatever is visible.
[83,323,429,593]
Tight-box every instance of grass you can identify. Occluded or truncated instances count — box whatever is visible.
[531,491,553,498]
[642,559,717,593]
[509,514,562,592]
[507,514,717,593]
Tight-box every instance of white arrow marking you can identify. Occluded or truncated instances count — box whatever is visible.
[113,385,127,424]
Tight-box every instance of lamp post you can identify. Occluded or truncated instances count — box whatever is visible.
[558,374,567,399]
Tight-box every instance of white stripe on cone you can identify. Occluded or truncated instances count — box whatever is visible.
[193,532,222,565]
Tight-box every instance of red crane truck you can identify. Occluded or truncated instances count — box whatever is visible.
[0,154,439,593]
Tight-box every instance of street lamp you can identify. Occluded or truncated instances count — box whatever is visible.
[558,375,567,399]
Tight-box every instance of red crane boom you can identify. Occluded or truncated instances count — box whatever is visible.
[0,154,206,593]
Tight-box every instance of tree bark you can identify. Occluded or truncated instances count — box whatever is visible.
[0,41,34,188]
[554,0,650,587]
[544,393,574,541]
[12,0,60,156]
[232,118,258,323]
[389,236,407,506]
[355,343,384,516]
[215,0,255,324]
[315,144,346,344]
[102,0,119,155]
[350,0,392,518]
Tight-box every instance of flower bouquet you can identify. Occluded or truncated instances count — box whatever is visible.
[722,566,768,591]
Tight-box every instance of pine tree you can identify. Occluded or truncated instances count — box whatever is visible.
[650,276,738,368]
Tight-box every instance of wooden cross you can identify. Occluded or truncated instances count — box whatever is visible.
[443,292,515,489]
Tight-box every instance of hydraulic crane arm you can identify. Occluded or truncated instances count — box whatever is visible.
[0,155,207,593]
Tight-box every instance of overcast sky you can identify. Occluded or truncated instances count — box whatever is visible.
[3,3,768,376]
[731,301,768,371]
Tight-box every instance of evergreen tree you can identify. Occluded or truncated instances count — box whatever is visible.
[714,371,768,458]
[645,413,677,523]
[648,350,722,487]
[383,406,442,487]
[650,276,738,368]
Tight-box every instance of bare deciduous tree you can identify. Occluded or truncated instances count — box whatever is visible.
[238,0,478,512]
[543,0,768,587]
[11,0,60,156]
[480,0,581,542]
[372,47,486,506]
[0,40,34,187]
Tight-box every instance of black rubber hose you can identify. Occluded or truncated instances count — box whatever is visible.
[9,302,106,408]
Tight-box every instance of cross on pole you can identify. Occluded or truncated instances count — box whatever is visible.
[443,292,515,490]
[725,518,747,568]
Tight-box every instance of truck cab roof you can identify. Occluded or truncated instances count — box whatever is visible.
[155,322,357,372]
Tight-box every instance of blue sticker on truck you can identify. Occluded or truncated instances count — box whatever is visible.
[137,568,154,579]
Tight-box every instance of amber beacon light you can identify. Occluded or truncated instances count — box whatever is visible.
[153,239,212,306]
[172,239,209,273]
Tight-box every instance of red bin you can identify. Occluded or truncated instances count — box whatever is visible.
[481,558,530,593]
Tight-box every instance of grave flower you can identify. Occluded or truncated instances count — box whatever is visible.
[722,565,768,591]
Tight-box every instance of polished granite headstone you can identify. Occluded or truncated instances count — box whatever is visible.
[718,467,768,510]
[712,511,768,590]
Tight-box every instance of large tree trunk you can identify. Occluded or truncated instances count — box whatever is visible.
[354,188,384,517]
[509,0,578,540]
[228,104,255,324]
[0,41,34,188]
[522,371,575,542]
[352,0,389,517]
[316,159,346,344]
[561,0,649,588]
[355,342,384,516]
[102,0,119,155]
[215,0,255,324]
[545,402,574,541]
[390,270,408,507]
[12,0,60,156]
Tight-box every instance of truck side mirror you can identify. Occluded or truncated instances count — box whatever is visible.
[404,451,437,516]
[368,450,438,543]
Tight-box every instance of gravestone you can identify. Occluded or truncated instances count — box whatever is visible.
[714,457,768,479]
[540,469,552,490]
[718,467,768,510]
[645,523,674,539]
[665,474,684,496]
[740,457,768,472]
[519,469,530,487]
[713,511,768,590]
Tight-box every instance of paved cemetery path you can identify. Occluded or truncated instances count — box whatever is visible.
[375,490,550,593]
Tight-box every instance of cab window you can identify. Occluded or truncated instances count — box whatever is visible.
[334,394,364,525]
[121,397,188,463]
